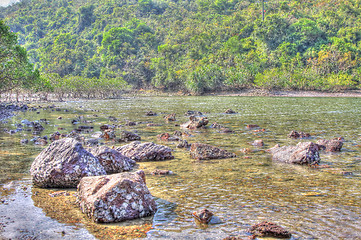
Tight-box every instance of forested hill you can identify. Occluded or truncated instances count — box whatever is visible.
[1,0,361,94]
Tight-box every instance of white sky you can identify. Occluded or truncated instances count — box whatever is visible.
[0,0,20,7]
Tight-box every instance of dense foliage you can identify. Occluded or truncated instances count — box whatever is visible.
[0,20,40,94]
[1,0,361,94]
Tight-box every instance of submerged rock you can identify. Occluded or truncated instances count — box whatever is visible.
[192,209,214,224]
[177,140,191,148]
[89,146,136,174]
[157,132,181,142]
[185,110,203,116]
[224,109,237,114]
[316,138,343,152]
[151,169,174,175]
[190,143,236,160]
[268,142,320,165]
[164,113,176,121]
[100,129,116,140]
[246,124,259,129]
[251,139,264,147]
[249,221,291,238]
[288,130,311,139]
[30,138,106,188]
[116,141,174,162]
[181,116,209,130]
[145,111,157,116]
[118,130,141,142]
[77,171,157,223]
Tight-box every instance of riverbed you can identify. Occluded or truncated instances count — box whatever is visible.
[0,96,360,239]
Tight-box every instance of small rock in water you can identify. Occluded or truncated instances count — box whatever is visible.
[288,130,311,139]
[164,113,176,121]
[192,209,214,224]
[190,143,236,160]
[249,221,291,238]
[151,169,173,175]
[224,109,237,114]
[145,111,157,116]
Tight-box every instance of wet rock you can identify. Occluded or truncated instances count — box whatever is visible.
[20,139,29,144]
[108,116,118,122]
[246,124,259,129]
[164,113,176,121]
[57,116,62,119]
[190,143,236,160]
[49,191,70,197]
[100,129,116,140]
[116,141,174,162]
[151,169,174,175]
[30,138,106,188]
[66,131,84,142]
[157,133,181,142]
[316,138,343,152]
[185,110,203,116]
[145,111,157,116]
[146,123,161,127]
[32,122,44,132]
[268,142,320,165]
[192,209,213,224]
[35,138,48,145]
[181,116,209,130]
[288,130,311,139]
[224,109,237,114]
[89,146,136,174]
[71,119,79,125]
[77,171,157,223]
[118,130,141,142]
[21,119,32,126]
[50,131,62,142]
[251,139,264,147]
[177,140,191,148]
[84,138,99,147]
[125,120,136,126]
[100,124,111,131]
[222,236,244,240]
[249,221,291,238]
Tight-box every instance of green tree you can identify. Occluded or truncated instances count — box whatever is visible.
[0,20,40,93]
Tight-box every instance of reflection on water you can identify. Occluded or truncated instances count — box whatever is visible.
[0,96,360,239]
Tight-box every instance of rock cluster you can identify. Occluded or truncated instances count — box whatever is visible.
[288,130,311,139]
[181,116,209,129]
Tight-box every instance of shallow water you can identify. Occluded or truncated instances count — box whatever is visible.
[0,96,360,239]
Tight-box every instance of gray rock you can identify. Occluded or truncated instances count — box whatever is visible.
[181,116,209,130]
[30,138,106,188]
[316,138,343,152]
[116,141,174,162]
[190,143,236,160]
[89,146,136,174]
[77,171,157,223]
[268,142,320,165]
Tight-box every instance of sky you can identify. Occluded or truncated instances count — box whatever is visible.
[0,0,20,7]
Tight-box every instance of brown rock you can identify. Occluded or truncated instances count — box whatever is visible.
[30,138,106,188]
[246,124,259,129]
[192,209,213,224]
[151,169,173,175]
[288,130,311,139]
[157,133,181,142]
[77,171,157,223]
[118,130,141,142]
[164,113,176,121]
[177,140,191,148]
[224,109,237,114]
[268,142,320,165]
[251,139,264,147]
[89,146,136,174]
[190,143,236,160]
[116,141,174,162]
[249,221,291,238]
[100,129,116,140]
[145,111,157,116]
[316,139,343,152]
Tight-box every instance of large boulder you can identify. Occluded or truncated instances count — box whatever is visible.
[30,138,106,188]
[316,138,343,152]
[181,116,209,129]
[77,171,157,223]
[190,143,236,160]
[116,141,174,162]
[268,142,320,165]
[89,146,136,174]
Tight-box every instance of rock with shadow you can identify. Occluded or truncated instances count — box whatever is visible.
[268,142,320,165]
[76,170,157,223]
[116,141,174,161]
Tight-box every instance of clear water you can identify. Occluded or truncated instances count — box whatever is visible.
[0,96,360,239]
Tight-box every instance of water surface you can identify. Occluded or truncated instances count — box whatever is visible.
[0,96,360,239]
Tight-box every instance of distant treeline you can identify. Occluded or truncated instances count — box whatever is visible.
[1,0,361,94]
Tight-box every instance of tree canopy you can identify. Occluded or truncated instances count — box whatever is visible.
[0,20,39,93]
[1,0,361,94]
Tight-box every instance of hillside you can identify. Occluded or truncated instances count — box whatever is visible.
[1,0,361,94]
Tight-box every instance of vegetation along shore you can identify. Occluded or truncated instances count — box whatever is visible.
[1,0,361,97]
